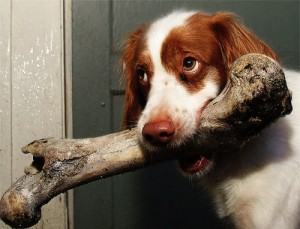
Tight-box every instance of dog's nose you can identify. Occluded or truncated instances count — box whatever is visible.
[142,121,175,145]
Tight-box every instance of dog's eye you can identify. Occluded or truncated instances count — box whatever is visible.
[137,68,148,83]
[183,57,200,73]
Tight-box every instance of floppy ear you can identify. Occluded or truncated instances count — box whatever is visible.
[211,12,280,69]
[122,26,147,128]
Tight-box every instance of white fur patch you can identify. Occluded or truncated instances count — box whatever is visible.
[211,69,300,228]
[146,11,196,68]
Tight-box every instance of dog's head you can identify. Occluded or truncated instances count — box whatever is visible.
[122,11,279,175]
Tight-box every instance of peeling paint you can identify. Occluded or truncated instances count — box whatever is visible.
[1,0,67,228]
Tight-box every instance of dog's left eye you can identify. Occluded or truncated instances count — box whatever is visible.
[183,57,200,73]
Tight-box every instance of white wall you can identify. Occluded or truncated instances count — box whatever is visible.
[0,0,69,228]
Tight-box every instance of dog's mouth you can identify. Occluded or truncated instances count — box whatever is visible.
[178,153,212,174]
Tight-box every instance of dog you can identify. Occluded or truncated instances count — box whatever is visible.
[121,11,300,229]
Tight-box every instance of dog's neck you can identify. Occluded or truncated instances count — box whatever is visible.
[201,118,293,218]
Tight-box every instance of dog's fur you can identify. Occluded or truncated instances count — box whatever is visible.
[122,11,300,229]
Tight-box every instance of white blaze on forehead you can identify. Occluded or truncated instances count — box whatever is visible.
[146,11,196,68]
[144,11,198,109]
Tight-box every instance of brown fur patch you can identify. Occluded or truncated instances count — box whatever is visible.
[161,13,226,93]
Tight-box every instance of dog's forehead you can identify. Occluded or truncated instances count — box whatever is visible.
[145,11,196,65]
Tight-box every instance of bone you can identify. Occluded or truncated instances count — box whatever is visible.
[0,54,292,228]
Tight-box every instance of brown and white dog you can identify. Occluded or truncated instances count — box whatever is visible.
[122,11,300,229]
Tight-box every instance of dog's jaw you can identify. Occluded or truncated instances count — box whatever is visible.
[178,153,214,176]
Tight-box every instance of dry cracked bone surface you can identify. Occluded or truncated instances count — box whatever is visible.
[0,54,293,228]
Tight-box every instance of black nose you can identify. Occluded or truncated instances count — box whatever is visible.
[142,121,175,145]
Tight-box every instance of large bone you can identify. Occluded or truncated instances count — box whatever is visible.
[0,54,292,228]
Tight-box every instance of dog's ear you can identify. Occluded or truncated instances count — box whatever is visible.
[211,12,279,69]
[122,26,147,128]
